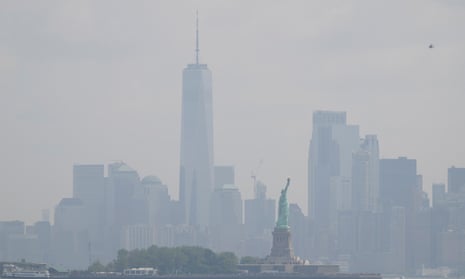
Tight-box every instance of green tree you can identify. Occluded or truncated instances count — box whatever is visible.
[88,261,106,272]
[107,246,239,275]
[217,252,238,273]
[113,249,129,271]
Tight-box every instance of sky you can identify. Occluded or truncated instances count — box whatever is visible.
[1,0,464,224]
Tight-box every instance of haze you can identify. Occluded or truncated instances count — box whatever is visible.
[1,0,464,223]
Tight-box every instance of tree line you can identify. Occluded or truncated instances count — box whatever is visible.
[88,246,239,275]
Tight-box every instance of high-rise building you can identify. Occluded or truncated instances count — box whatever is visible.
[379,157,417,211]
[73,164,105,209]
[214,166,234,189]
[448,166,465,193]
[307,111,360,225]
[73,164,105,260]
[432,183,446,208]
[179,17,214,227]
[210,183,243,254]
[139,176,171,227]
[352,135,380,213]
[107,162,140,228]
[244,181,276,237]
[244,181,276,257]
[53,198,88,270]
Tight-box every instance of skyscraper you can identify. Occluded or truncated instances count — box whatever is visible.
[352,135,380,212]
[179,15,214,227]
[307,111,360,225]
[379,157,417,211]
[448,166,465,193]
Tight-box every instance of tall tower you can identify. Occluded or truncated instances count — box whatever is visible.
[307,111,360,226]
[179,13,214,227]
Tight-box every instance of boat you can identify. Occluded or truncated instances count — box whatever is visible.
[123,267,158,277]
[1,264,50,278]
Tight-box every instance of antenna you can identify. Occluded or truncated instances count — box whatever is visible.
[195,10,199,64]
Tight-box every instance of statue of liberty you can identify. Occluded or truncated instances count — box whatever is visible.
[276,178,290,229]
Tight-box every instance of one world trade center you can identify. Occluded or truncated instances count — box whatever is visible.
[179,14,214,228]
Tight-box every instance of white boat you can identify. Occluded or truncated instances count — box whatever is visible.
[1,264,50,278]
[123,267,158,277]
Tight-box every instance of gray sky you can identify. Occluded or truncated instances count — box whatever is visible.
[1,0,464,224]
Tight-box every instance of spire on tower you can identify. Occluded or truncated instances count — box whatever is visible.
[195,10,199,64]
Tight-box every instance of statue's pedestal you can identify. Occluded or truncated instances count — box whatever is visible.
[267,227,296,264]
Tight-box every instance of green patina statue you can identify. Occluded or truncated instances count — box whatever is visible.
[276,178,291,229]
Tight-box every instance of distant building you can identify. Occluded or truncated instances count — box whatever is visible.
[179,22,214,228]
[349,134,381,215]
[307,111,360,226]
[122,224,156,251]
[210,183,243,255]
[210,184,242,226]
[107,162,140,228]
[214,166,235,189]
[53,198,88,270]
[448,166,465,193]
[104,162,140,260]
[0,221,25,261]
[73,164,105,214]
[307,111,360,258]
[432,183,446,208]
[379,157,418,211]
[140,176,171,227]
[244,181,275,257]
[73,164,105,263]
[289,204,307,259]
[244,181,276,237]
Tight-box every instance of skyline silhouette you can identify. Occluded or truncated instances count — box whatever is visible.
[1,1,464,224]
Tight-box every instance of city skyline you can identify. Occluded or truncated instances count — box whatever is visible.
[1,1,465,223]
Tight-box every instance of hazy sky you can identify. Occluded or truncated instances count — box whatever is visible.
[1,1,464,224]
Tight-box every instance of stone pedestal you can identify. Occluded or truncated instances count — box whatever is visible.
[267,227,295,263]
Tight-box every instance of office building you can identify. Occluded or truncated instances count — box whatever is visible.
[379,157,418,211]
[214,166,235,189]
[73,164,105,262]
[432,183,446,208]
[139,176,171,227]
[179,18,214,227]
[307,111,359,227]
[448,166,465,193]
[210,183,243,254]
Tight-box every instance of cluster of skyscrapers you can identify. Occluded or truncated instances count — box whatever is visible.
[1,28,465,276]
[304,111,465,274]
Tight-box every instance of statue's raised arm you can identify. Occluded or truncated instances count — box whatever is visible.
[276,178,291,229]
[284,178,290,193]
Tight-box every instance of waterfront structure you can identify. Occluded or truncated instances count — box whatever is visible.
[179,16,214,227]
